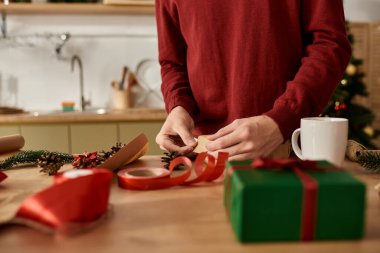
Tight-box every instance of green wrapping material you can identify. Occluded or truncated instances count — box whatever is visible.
[224,160,366,242]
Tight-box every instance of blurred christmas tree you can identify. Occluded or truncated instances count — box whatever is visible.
[322,23,380,149]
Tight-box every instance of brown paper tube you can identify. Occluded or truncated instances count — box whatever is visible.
[0,134,25,154]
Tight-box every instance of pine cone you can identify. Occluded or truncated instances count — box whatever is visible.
[161,151,182,170]
[346,140,367,162]
[37,152,64,175]
[72,152,101,169]
[358,150,380,172]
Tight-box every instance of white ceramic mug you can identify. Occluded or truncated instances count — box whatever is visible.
[291,117,348,166]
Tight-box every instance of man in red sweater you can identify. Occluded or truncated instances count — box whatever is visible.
[155,0,351,160]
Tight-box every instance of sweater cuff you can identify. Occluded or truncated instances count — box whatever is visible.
[166,95,199,119]
[264,107,301,141]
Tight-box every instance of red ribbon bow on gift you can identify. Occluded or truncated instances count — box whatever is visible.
[252,158,325,171]
[15,168,112,235]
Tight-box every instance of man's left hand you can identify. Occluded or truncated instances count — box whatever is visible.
[206,115,284,161]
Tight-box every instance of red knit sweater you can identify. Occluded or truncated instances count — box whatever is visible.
[155,0,351,140]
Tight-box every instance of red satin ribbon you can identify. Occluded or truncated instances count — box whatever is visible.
[251,158,320,241]
[117,152,229,190]
[16,168,112,233]
[0,171,7,183]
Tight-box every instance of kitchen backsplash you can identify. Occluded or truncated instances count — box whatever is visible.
[0,14,162,111]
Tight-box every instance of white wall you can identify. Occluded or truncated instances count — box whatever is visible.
[345,0,380,21]
[1,1,380,112]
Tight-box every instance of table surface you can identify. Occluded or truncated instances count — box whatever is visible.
[0,156,380,253]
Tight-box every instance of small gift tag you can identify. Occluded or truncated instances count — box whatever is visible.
[194,135,210,153]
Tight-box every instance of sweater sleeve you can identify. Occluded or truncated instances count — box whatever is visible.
[155,0,198,118]
[264,0,351,140]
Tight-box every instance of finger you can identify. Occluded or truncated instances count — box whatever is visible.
[157,135,194,154]
[206,130,241,152]
[176,127,197,147]
[162,141,194,155]
[168,135,186,147]
[214,142,255,157]
[207,121,237,141]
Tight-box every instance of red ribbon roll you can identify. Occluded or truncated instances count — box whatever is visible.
[15,168,112,234]
[117,152,229,190]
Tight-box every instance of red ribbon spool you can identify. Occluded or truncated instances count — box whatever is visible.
[117,152,229,190]
[15,168,113,234]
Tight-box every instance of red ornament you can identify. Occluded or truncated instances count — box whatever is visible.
[339,104,347,110]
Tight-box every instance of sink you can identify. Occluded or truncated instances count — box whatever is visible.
[31,108,110,116]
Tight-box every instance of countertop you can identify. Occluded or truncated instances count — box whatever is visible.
[0,156,379,253]
[0,108,167,124]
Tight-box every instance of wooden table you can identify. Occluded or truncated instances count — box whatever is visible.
[0,156,379,253]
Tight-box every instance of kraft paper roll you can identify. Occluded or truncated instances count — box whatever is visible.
[0,134,25,154]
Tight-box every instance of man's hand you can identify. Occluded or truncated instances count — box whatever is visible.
[156,106,197,155]
[206,115,284,161]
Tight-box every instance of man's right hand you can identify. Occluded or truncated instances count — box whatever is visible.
[156,106,197,155]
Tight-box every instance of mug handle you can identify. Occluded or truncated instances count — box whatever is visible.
[291,128,304,160]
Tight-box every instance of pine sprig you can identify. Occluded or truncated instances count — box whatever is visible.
[358,151,380,172]
[0,150,74,171]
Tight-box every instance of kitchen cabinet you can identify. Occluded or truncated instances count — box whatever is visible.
[0,109,166,155]
[0,125,20,137]
[119,121,162,155]
[70,123,118,154]
[20,124,70,153]
[2,121,164,155]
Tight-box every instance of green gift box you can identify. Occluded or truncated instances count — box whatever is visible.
[224,159,366,242]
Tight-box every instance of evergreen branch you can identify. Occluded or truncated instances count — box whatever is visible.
[0,150,74,171]
[358,151,380,173]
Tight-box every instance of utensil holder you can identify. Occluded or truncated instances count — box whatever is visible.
[113,86,131,111]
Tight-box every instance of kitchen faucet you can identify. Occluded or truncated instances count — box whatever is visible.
[71,55,90,111]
